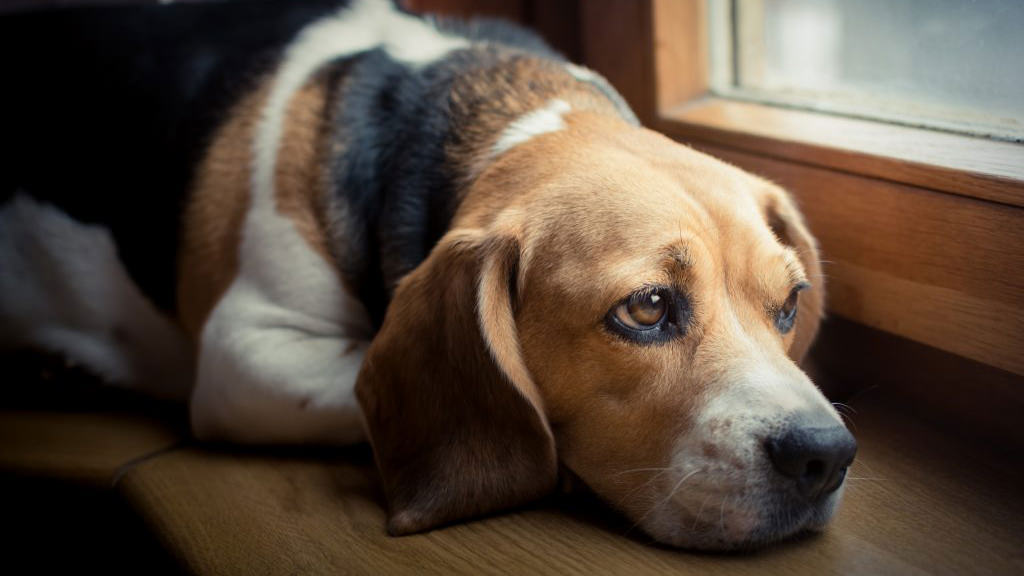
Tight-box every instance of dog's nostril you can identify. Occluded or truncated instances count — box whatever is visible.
[804,459,824,480]
[765,422,857,501]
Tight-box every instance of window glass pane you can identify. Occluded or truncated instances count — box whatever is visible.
[727,0,1024,140]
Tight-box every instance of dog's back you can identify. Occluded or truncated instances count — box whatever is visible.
[0,1,352,394]
[0,0,347,308]
[0,0,569,396]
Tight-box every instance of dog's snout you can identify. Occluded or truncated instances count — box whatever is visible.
[765,420,857,501]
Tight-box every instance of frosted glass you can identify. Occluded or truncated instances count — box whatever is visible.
[730,0,1024,140]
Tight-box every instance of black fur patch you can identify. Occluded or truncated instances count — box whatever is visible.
[2,2,637,329]
[0,0,350,311]
[323,19,569,327]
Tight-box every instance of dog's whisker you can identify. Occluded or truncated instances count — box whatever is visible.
[691,491,715,532]
[835,411,858,431]
[611,466,675,477]
[666,469,702,500]
[718,495,728,536]
[614,467,678,512]
[831,401,858,414]
[849,459,881,477]
[625,468,703,535]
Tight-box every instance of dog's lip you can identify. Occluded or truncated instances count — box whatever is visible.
[733,487,842,549]
[652,473,841,550]
[674,501,820,551]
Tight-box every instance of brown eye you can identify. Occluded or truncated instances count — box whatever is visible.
[606,286,688,344]
[777,283,809,334]
[615,291,667,329]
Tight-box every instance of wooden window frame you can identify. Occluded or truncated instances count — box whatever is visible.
[581,0,1024,378]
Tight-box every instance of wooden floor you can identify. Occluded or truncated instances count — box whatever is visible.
[2,383,1022,575]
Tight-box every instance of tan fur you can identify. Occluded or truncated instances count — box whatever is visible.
[177,73,340,337]
[177,40,826,545]
[356,230,557,536]
[272,71,337,265]
[358,109,826,538]
[177,83,268,337]
[447,53,623,184]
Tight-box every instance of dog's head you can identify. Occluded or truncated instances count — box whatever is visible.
[356,112,854,550]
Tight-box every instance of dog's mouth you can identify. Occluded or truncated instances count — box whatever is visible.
[625,412,853,551]
[636,477,846,551]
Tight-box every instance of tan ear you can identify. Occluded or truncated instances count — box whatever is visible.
[763,187,825,364]
[355,229,557,536]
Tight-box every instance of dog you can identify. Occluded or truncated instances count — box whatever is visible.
[0,0,855,550]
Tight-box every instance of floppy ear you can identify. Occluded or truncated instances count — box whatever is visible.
[355,228,557,535]
[762,187,825,364]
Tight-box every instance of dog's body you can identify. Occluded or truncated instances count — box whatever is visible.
[0,0,855,550]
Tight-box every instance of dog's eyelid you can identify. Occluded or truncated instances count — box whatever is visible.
[603,284,690,345]
[630,283,667,301]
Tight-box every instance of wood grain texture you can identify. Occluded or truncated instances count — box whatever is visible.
[687,142,1024,377]
[527,0,582,62]
[659,99,1024,208]
[0,411,181,487]
[116,394,1024,575]
[811,316,1024,448]
[580,0,655,124]
[651,0,706,111]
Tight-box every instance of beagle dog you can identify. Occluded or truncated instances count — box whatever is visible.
[0,0,855,550]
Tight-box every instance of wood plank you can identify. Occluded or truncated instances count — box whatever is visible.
[660,99,1024,208]
[651,0,707,111]
[527,0,582,62]
[117,394,1024,575]
[687,142,1024,376]
[0,411,181,486]
[811,316,1024,448]
[580,0,655,124]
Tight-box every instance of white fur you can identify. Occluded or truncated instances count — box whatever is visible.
[565,63,599,84]
[251,0,468,219]
[637,301,843,546]
[642,373,845,547]
[565,63,640,126]
[0,194,193,399]
[492,98,572,156]
[190,0,466,444]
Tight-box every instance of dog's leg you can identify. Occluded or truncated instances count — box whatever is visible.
[189,279,370,445]
[0,193,194,399]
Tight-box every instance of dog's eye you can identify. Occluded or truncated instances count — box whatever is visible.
[776,283,809,334]
[615,291,667,329]
[606,287,686,344]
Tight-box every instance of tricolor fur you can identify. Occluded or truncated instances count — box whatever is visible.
[0,0,854,551]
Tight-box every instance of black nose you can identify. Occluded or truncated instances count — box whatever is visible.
[765,420,857,501]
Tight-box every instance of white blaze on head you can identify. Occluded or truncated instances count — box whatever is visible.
[492,99,573,157]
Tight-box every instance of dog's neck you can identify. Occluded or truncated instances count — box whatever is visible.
[322,43,635,327]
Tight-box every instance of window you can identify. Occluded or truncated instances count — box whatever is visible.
[579,0,1024,379]
[710,0,1024,141]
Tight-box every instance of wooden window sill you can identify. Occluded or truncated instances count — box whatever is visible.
[647,98,1024,377]
[656,97,1024,208]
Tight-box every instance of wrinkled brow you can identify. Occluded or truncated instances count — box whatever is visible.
[665,244,692,270]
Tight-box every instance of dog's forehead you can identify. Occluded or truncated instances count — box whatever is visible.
[491,124,812,320]
[521,124,776,260]
[523,120,766,232]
